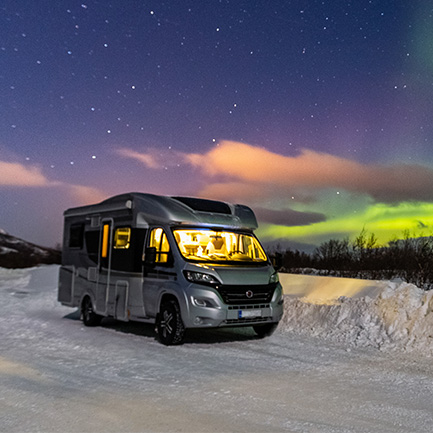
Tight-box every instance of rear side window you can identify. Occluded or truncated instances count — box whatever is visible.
[69,224,84,248]
[114,227,131,249]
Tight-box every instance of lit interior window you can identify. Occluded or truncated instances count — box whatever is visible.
[150,228,170,263]
[101,224,110,258]
[114,227,131,249]
[173,229,267,263]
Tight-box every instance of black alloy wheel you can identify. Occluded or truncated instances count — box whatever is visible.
[81,296,103,327]
[157,299,185,345]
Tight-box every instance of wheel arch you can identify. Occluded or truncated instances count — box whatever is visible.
[157,287,189,317]
[157,292,181,320]
[80,292,95,309]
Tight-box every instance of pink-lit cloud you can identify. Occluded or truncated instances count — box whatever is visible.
[0,158,106,207]
[67,185,107,205]
[119,141,433,203]
[116,147,183,170]
[185,141,433,203]
[116,148,160,169]
[0,161,55,187]
[116,141,433,230]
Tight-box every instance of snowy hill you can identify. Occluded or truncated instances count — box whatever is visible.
[0,230,61,268]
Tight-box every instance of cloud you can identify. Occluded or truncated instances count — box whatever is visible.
[196,181,275,202]
[116,147,182,169]
[116,142,433,243]
[118,141,433,203]
[254,207,326,226]
[186,141,433,203]
[0,158,106,207]
[0,161,55,187]
[116,148,160,169]
[67,185,107,205]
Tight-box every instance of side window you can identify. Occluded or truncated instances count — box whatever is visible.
[241,234,266,261]
[69,224,84,249]
[85,230,99,264]
[149,228,171,264]
[114,227,131,249]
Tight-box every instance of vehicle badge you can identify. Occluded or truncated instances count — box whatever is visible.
[246,290,254,298]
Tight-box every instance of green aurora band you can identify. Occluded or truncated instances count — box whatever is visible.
[258,201,433,247]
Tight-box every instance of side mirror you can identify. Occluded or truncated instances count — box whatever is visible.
[270,252,283,271]
[144,247,157,267]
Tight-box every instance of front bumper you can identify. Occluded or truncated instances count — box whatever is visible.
[182,283,284,328]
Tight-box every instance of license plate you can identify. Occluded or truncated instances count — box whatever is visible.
[239,309,262,319]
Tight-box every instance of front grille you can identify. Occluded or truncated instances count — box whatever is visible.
[225,317,271,324]
[228,304,270,310]
[216,283,277,305]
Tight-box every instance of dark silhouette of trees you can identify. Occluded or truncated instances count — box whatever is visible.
[313,238,351,274]
[279,229,433,290]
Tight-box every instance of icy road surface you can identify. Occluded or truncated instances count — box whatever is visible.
[1,266,433,433]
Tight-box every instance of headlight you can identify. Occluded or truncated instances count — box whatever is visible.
[184,270,221,286]
[269,272,279,284]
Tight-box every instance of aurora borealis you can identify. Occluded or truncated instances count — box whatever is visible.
[2,1,433,250]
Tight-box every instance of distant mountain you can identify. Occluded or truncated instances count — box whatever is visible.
[0,230,61,268]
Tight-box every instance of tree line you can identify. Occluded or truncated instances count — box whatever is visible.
[276,229,433,290]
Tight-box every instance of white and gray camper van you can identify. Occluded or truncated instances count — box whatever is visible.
[58,193,283,345]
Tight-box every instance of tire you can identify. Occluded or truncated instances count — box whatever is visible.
[81,296,103,327]
[157,299,185,346]
[253,323,278,338]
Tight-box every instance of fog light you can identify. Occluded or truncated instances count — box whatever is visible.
[193,297,207,307]
[192,296,216,308]
[194,317,203,325]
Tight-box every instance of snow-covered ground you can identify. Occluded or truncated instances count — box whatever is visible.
[1,266,433,432]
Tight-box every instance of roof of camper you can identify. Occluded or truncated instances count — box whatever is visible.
[64,192,258,230]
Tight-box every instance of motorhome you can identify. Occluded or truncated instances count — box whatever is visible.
[58,193,284,345]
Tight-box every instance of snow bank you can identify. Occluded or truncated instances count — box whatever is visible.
[279,273,433,354]
[279,273,390,302]
[2,265,433,355]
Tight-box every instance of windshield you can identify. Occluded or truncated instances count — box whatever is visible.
[173,228,268,264]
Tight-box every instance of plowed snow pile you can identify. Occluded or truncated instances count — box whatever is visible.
[2,266,433,356]
[280,273,433,354]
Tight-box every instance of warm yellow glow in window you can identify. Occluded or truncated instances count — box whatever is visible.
[101,224,110,258]
[173,229,267,263]
[114,227,131,249]
[150,228,170,263]
[150,228,162,248]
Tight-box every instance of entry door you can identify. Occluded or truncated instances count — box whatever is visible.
[96,219,113,313]
[115,281,129,320]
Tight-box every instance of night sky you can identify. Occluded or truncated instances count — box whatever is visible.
[2,0,433,250]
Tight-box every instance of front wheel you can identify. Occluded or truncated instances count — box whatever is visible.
[253,323,278,338]
[157,299,185,345]
[81,296,103,327]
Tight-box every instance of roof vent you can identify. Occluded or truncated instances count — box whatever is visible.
[172,196,231,215]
